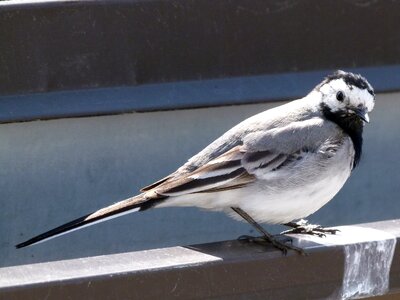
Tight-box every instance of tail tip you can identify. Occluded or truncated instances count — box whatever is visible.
[15,240,33,249]
[15,243,25,249]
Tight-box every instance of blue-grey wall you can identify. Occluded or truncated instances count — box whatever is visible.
[2,92,400,267]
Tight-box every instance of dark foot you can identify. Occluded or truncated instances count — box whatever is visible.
[231,207,306,255]
[238,234,306,256]
[282,219,340,237]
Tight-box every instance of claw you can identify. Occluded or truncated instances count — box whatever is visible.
[231,207,307,255]
[238,234,306,256]
[238,235,268,243]
[282,220,339,237]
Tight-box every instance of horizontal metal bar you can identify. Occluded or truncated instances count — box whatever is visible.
[0,65,399,124]
[1,219,400,299]
[1,0,400,97]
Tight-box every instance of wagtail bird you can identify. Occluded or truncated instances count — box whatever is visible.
[16,70,375,254]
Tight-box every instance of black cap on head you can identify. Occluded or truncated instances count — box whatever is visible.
[324,70,374,96]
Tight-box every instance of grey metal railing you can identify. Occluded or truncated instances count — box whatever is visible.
[1,219,400,299]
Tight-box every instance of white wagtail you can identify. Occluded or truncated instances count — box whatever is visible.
[16,70,375,254]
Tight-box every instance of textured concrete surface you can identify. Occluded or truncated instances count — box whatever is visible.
[1,92,399,267]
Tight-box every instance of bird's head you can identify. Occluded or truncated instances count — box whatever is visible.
[316,70,375,124]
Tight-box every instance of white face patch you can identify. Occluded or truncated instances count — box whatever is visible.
[319,78,375,114]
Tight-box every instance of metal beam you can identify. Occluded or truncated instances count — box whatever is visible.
[1,0,400,123]
[1,220,400,299]
[1,0,400,96]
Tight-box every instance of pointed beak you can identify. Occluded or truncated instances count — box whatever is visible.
[352,107,370,123]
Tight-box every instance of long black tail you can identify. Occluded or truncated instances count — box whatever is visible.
[16,194,158,249]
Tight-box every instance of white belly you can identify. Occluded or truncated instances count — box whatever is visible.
[233,168,351,223]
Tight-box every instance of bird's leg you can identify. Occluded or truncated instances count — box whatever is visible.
[281,219,339,237]
[231,207,305,255]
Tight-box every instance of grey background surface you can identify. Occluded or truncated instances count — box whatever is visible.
[2,92,399,267]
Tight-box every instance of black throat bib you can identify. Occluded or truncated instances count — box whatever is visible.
[321,103,364,169]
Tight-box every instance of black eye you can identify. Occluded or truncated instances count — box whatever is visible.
[336,91,345,102]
